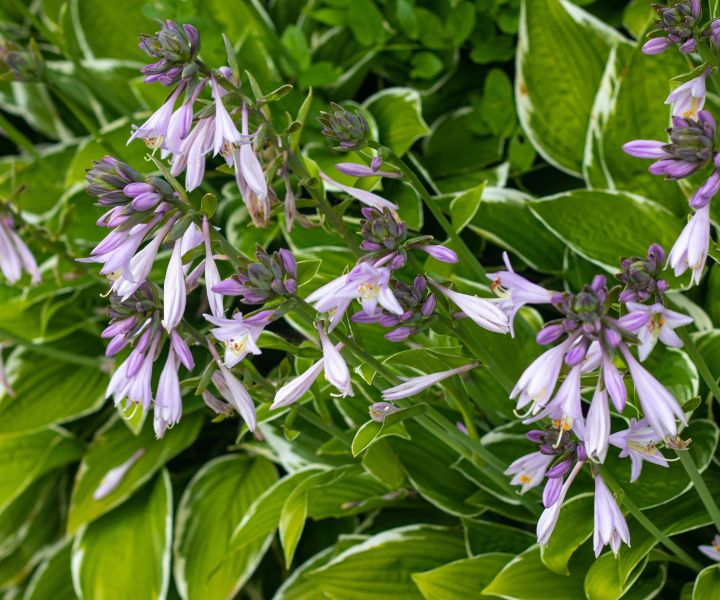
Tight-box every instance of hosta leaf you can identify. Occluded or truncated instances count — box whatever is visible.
[23,541,76,600]
[308,525,467,600]
[71,470,172,600]
[540,493,594,575]
[694,565,720,600]
[363,88,430,156]
[174,455,277,600]
[67,413,203,533]
[517,0,628,176]
[462,519,535,556]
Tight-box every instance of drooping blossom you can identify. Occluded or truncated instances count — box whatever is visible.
[699,535,720,561]
[429,280,509,334]
[317,323,353,397]
[584,386,611,463]
[202,215,224,318]
[127,82,185,149]
[381,363,478,401]
[537,455,586,545]
[154,346,182,438]
[665,67,712,119]
[211,74,244,158]
[505,451,554,494]
[319,172,398,211]
[608,418,668,483]
[211,364,257,431]
[667,203,711,286]
[204,310,273,368]
[163,239,187,331]
[593,474,630,557]
[0,213,41,285]
[334,163,403,178]
[93,449,146,500]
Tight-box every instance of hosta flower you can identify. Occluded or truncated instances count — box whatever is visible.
[317,323,353,397]
[593,474,630,557]
[0,213,41,285]
[429,280,510,334]
[537,457,585,545]
[369,402,400,422]
[319,172,398,211]
[619,344,687,440]
[235,103,267,201]
[381,363,478,401]
[211,364,257,431]
[699,535,720,561]
[154,346,182,438]
[584,386,611,463]
[334,163,403,178]
[106,333,161,411]
[127,82,185,149]
[204,310,273,368]
[170,116,215,191]
[211,75,243,158]
[667,203,711,286]
[202,215,224,318]
[93,449,146,500]
[163,239,187,332]
[608,418,668,483]
[624,302,693,361]
[665,67,712,119]
[505,451,554,494]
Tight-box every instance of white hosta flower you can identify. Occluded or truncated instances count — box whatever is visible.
[382,363,478,401]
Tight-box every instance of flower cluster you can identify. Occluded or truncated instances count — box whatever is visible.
[643,0,701,55]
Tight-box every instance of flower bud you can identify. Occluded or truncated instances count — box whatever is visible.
[317,103,373,150]
[369,402,400,422]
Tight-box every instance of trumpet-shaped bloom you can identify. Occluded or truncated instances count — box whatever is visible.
[202,215,224,318]
[334,163,403,178]
[0,216,41,285]
[585,386,611,463]
[369,402,400,422]
[505,451,554,494]
[204,310,272,368]
[665,67,712,119]
[698,535,720,561]
[429,280,510,334]
[163,239,186,331]
[593,474,630,557]
[382,363,478,401]
[667,204,711,287]
[537,458,585,545]
[127,83,184,148]
[211,75,243,157]
[608,417,668,483]
[620,344,687,440]
[317,323,353,397]
[624,302,693,361]
[212,364,257,431]
[319,172,398,211]
[154,347,182,438]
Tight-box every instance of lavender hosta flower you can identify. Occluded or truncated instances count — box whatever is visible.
[505,451,554,494]
[699,535,720,561]
[204,310,272,368]
[642,37,673,55]
[202,389,232,416]
[488,252,555,335]
[0,214,41,285]
[319,172,399,211]
[211,75,244,158]
[106,333,161,411]
[511,335,576,415]
[429,280,509,334]
[334,163,403,178]
[593,474,630,557]
[624,302,693,361]
[616,244,669,303]
[619,344,687,440]
[154,346,182,438]
[542,456,573,508]
[235,103,267,203]
[537,457,585,545]
[525,364,584,427]
[369,402,400,422]
[305,274,353,332]
[667,203,711,286]
[92,449,146,501]
[689,168,720,209]
[211,365,257,431]
[171,329,194,371]
[127,82,185,149]
[317,323,353,397]
[163,239,187,332]
[666,67,712,119]
[409,243,458,263]
[202,215,224,318]
[381,363,478,401]
[170,116,215,191]
[608,418,668,483]
[584,386,611,463]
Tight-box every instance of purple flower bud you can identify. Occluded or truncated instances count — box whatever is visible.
[679,38,697,53]
[278,248,297,280]
[536,324,564,345]
[384,326,413,342]
[565,338,589,366]
[656,280,669,294]
[642,37,672,55]
[546,456,573,478]
[604,328,621,348]
[106,335,128,356]
[171,330,194,371]
[123,182,155,197]
[421,294,437,317]
[409,243,459,263]
[334,162,403,178]
[527,430,545,443]
[132,192,162,211]
[285,279,297,294]
[576,444,587,461]
[414,276,427,294]
[371,156,383,171]
[361,240,384,251]
[379,315,401,327]
[212,278,245,296]
[543,477,563,508]
[391,254,405,269]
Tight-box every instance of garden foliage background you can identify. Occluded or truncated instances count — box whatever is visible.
[1,0,720,599]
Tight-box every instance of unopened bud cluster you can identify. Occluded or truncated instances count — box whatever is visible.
[218,245,298,304]
[616,244,669,303]
[0,40,44,83]
[665,115,716,174]
[139,19,201,86]
[318,103,372,150]
[374,275,437,342]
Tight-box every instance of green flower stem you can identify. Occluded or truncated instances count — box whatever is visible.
[297,406,354,447]
[283,146,363,258]
[290,294,542,517]
[0,326,103,368]
[675,449,720,533]
[601,467,702,572]
[697,40,720,96]
[675,326,720,405]
[374,143,487,281]
[0,111,40,159]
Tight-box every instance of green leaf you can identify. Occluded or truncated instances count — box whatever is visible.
[308,525,467,600]
[528,190,683,273]
[362,438,407,489]
[67,413,203,533]
[540,493,594,575]
[396,0,419,40]
[174,455,277,600]
[412,553,515,600]
[585,43,689,215]
[584,553,645,600]
[481,69,517,138]
[622,0,656,39]
[410,52,444,80]
[483,545,591,599]
[694,565,720,600]
[0,427,81,515]
[23,541,76,600]
[363,88,430,156]
[230,468,325,550]
[351,404,428,456]
[450,183,484,233]
[297,259,322,286]
[462,518,535,555]
[517,0,628,176]
[444,2,476,45]
[280,467,354,565]
[71,470,172,600]
[0,346,107,434]
[346,0,386,47]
